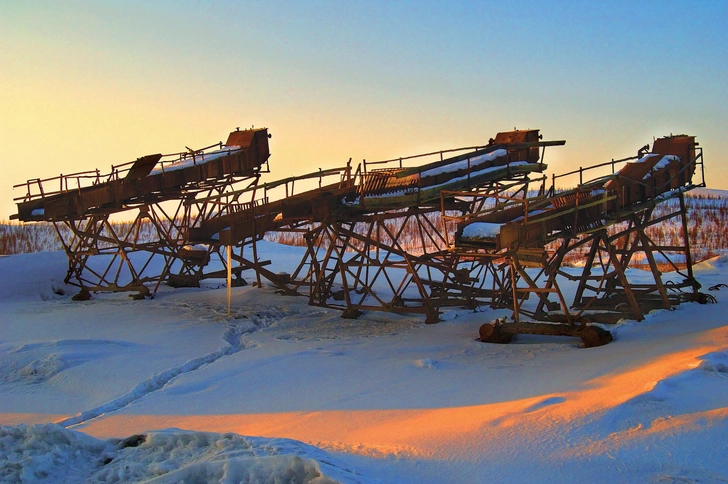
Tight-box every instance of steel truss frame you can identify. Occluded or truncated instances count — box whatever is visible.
[474,189,701,346]
[261,174,541,322]
[14,128,708,349]
[55,175,262,298]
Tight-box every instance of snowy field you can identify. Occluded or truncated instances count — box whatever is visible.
[1,241,728,483]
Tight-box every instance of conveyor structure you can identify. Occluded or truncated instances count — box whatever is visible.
[13,128,708,346]
[450,134,706,346]
[13,128,271,296]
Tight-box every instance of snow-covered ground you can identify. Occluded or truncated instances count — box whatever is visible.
[1,242,728,483]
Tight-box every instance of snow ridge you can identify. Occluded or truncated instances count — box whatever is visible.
[0,424,364,483]
[56,323,252,429]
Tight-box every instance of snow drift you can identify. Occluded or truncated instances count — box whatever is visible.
[0,424,350,483]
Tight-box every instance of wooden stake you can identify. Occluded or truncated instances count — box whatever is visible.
[227,244,232,317]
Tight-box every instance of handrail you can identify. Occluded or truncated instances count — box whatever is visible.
[186,165,352,206]
[160,141,223,158]
[13,140,245,202]
[364,145,489,172]
[553,155,638,181]
[550,147,704,194]
[363,140,565,174]
[450,148,705,244]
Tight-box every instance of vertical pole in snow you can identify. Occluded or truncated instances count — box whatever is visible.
[227,244,232,317]
[678,190,696,289]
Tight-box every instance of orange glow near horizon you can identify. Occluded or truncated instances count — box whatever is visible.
[3,3,727,219]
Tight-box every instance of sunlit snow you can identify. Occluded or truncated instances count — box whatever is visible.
[1,243,728,483]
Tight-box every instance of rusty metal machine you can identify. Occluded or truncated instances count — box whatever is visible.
[13,128,707,346]
[186,129,563,323]
[452,135,705,346]
[13,128,271,297]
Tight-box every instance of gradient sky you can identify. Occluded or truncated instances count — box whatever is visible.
[2,0,726,219]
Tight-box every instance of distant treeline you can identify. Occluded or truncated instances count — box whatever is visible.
[3,192,728,263]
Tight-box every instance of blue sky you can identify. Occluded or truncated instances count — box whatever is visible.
[1,0,726,218]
